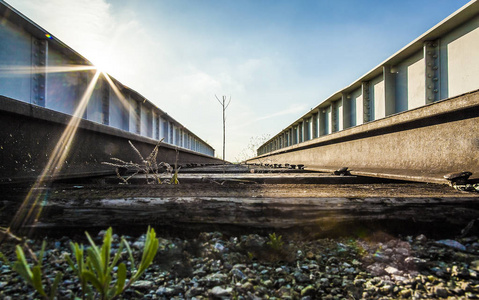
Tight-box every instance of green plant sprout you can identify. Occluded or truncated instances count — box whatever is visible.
[13,240,62,300]
[3,227,159,300]
[267,232,284,251]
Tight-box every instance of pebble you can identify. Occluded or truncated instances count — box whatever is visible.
[210,286,232,297]
[2,232,479,299]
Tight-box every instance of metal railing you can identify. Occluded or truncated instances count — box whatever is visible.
[0,1,215,157]
[258,0,479,156]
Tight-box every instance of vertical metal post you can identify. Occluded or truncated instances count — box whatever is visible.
[31,38,47,106]
[101,80,109,125]
[424,40,440,103]
[79,72,88,119]
[331,102,337,133]
[383,65,396,116]
[155,115,160,140]
[341,93,350,129]
[135,101,141,134]
[362,82,371,123]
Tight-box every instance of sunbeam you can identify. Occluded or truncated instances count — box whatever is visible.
[102,71,132,112]
[7,70,102,235]
[0,65,96,76]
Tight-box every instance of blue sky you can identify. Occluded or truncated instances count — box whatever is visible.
[5,0,471,161]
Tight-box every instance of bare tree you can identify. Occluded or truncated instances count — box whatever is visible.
[215,95,231,163]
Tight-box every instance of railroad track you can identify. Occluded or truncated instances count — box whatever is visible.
[2,165,479,239]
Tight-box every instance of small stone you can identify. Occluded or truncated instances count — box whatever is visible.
[404,257,428,270]
[416,234,427,242]
[294,271,310,283]
[262,280,273,288]
[230,268,247,280]
[399,289,413,298]
[380,285,392,294]
[373,253,389,263]
[344,267,356,274]
[385,266,399,275]
[434,286,448,298]
[185,286,204,297]
[132,241,145,250]
[367,263,386,276]
[132,280,155,290]
[471,260,479,272]
[352,259,362,266]
[210,286,232,297]
[240,282,254,292]
[156,287,176,296]
[198,273,228,287]
[301,285,315,297]
[394,248,409,256]
[435,240,466,251]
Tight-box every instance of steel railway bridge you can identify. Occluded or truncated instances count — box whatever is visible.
[249,0,479,184]
[1,1,479,184]
[0,1,221,183]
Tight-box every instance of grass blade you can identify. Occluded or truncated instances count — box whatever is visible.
[32,265,47,297]
[115,263,127,296]
[50,271,63,299]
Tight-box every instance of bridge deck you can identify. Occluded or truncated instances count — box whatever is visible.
[2,166,478,238]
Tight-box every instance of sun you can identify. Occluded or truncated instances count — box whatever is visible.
[88,51,114,75]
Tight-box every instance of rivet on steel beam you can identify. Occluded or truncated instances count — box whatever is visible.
[428,86,432,89]
[428,74,432,78]
[433,78,438,81]
[428,96,432,100]
[433,66,438,70]
[432,43,437,47]
[427,51,431,55]
[433,54,438,58]
[434,89,438,93]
